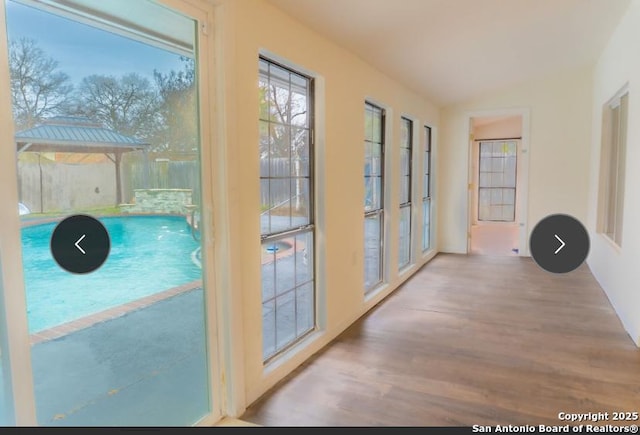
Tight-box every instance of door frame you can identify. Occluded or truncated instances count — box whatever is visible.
[0,0,36,425]
[465,108,531,256]
[0,0,227,425]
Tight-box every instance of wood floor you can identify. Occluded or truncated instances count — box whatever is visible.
[470,224,519,256]
[241,253,640,426]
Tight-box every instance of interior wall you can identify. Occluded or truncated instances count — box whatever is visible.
[472,116,521,141]
[217,0,440,410]
[439,66,593,254]
[587,0,640,346]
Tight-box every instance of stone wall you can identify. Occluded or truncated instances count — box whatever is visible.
[119,189,193,214]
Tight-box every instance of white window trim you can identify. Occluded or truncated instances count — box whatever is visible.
[597,84,629,249]
[364,100,389,294]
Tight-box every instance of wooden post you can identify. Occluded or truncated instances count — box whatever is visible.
[115,152,122,205]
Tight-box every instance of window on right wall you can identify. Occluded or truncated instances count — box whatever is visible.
[599,90,628,247]
[422,126,432,252]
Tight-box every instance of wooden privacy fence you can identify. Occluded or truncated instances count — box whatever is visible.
[18,156,306,213]
[260,157,310,208]
[18,161,117,213]
[126,157,307,210]
[122,159,201,205]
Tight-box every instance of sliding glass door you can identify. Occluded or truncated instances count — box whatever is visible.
[0,254,14,426]
[1,0,218,425]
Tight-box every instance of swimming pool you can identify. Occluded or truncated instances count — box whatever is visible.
[21,216,201,333]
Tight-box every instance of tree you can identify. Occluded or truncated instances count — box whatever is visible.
[153,57,197,154]
[9,37,73,130]
[72,73,160,140]
[258,74,308,160]
[259,69,310,213]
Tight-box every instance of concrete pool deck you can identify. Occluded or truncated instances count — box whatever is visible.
[31,287,210,426]
[5,214,309,425]
[29,280,202,345]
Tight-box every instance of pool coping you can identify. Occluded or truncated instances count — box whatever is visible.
[20,212,188,228]
[261,236,306,265]
[23,215,301,345]
[22,214,202,346]
[29,279,202,346]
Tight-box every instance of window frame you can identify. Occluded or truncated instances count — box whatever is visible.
[398,116,413,270]
[258,55,316,363]
[364,101,385,293]
[477,140,517,223]
[598,88,628,248]
[0,0,224,425]
[422,125,432,253]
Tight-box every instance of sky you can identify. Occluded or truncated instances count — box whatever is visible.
[5,0,187,85]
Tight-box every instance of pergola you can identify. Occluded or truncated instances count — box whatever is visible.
[15,116,150,206]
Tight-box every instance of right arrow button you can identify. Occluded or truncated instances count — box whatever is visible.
[554,234,565,255]
[530,214,590,274]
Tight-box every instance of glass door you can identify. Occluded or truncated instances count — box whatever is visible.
[0,254,15,426]
[2,0,216,425]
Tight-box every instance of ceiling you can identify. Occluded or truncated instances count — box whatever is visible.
[267,0,631,106]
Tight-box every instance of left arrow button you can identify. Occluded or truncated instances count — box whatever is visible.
[51,215,110,274]
[75,234,86,254]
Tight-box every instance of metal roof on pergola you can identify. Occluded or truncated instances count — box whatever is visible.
[15,116,151,205]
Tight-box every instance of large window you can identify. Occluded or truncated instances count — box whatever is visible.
[259,57,315,362]
[3,0,213,425]
[0,256,12,426]
[478,140,517,222]
[599,91,628,247]
[422,126,432,252]
[364,102,385,292]
[398,117,413,269]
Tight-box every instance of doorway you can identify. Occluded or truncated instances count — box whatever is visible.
[1,0,221,425]
[467,111,529,256]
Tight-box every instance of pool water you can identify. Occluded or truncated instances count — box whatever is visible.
[21,216,201,333]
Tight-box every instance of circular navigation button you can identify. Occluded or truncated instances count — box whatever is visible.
[50,215,110,274]
[529,214,589,274]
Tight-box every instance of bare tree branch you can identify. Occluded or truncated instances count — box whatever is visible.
[9,37,73,129]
